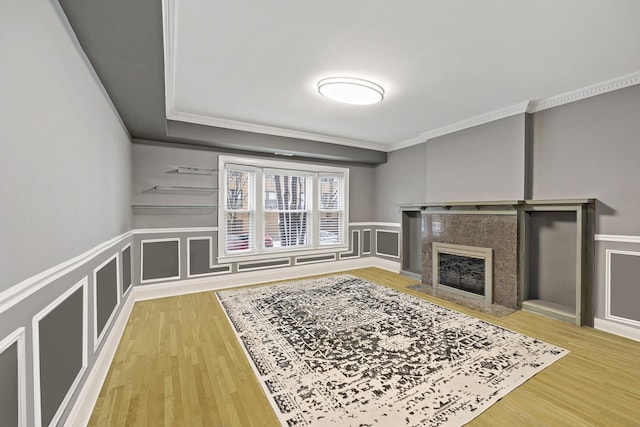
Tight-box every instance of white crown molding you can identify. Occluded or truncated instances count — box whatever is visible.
[595,234,640,244]
[390,71,640,151]
[167,110,390,152]
[527,71,640,113]
[420,101,531,143]
[162,0,640,155]
[388,134,427,152]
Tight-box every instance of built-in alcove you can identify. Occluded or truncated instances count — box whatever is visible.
[518,200,595,326]
[523,211,577,317]
[401,210,423,280]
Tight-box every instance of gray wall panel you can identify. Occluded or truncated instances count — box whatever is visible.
[238,259,290,270]
[0,0,132,292]
[297,255,336,264]
[340,230,360,258]
[425,115,526,203]
[0,342,19,427]
[527,211,577,309]
[376,230,400,258]
[362,230,372,254]
[39,287,84,427]
[532,84,640,234]
[122,246,132,294]
[374,143,427,223]
[141,240,180,281]
[96,258,118,338]
[189,239,213,275]
[610,253,640,322]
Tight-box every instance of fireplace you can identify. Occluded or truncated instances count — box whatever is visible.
[433,243,493,305]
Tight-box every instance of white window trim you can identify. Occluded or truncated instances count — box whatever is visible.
[218,155,349,262]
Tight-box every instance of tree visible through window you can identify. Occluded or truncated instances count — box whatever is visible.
[264,173,311,249]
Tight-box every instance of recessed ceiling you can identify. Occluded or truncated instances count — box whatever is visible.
[164,0,640,151]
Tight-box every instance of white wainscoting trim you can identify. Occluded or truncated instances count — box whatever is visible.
[135,257,401,302]
[133,227,218,234]
[604,249,640,328]
[167,109,389,152]
[595,234,640,244]
[0,327,27,427]
[375,229,401,259]
[237,258,292,272]
[33,277,88,427]
[295,254,337,265]
[0,231,132,315]
[93,254,122,352]
[594,318,640,343]
[339,229,361,260]
[122,243,133,295]
[362,229,372,255]
[140,238,182,284]
[349,222,401,228]
[64,290,136,427]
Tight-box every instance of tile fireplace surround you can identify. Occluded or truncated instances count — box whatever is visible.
[400,200,596,324]
[423,212,518,309]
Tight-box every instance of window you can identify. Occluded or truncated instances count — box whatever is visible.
[219,156,349,259]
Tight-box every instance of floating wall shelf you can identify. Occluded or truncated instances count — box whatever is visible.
[175,166,217,175]
[151,185,218,192]
[131,205,218,209]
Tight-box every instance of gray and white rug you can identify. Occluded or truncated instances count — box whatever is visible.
[216,275,567,426]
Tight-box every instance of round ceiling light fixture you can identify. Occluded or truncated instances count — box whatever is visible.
[317,77,384,105]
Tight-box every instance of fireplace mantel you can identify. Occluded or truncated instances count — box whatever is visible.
[400,199,594,211]
[400,199,596,326]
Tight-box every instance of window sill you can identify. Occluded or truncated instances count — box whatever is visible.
[217,245,350,264]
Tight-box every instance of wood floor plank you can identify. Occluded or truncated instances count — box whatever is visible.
[88,268,640,426]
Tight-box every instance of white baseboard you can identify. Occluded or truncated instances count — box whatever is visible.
[64,291,136,427]
[594,317,640,342]
[135,257,400,301]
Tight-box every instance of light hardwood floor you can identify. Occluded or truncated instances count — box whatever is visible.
[89,268,640,426]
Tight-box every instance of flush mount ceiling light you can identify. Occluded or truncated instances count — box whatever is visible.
[317,77,384,105]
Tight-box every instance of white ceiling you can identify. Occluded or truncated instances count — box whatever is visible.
[164,0,640,152]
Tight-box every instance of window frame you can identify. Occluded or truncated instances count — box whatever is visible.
[218,155,349,262]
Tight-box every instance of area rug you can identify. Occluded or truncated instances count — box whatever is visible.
[216,275,568,426]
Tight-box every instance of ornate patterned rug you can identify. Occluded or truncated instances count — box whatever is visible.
[216,275,568,426]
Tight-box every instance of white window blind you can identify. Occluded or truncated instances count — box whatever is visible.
[318,174,344,246]
[224,167,255,255]
[263,172,312,250]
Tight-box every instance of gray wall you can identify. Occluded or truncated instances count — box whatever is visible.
[373,143,427,223]
[532,84,640,235]
[425,114,526,203]
[0,0,132,292]
[132,141,375,229]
